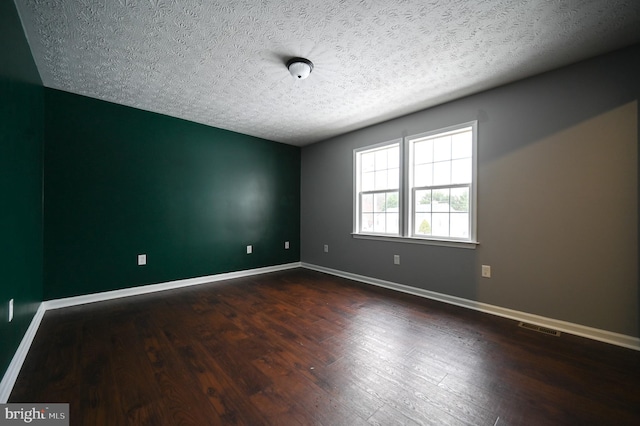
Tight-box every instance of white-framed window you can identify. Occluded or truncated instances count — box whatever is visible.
[353,122,477,247]
[408,122,476,241]
[354,140,401,235]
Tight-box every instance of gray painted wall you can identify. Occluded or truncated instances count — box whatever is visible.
[301,44,639,337]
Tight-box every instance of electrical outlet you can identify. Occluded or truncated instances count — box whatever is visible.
[285,241,290,249]
[394,255,400,265]
[324,244,329,253]
[8,299,13,322]
[482,265,491,278]
[247,245,253,254]
[138,254,147,266]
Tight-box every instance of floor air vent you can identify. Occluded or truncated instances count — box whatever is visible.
[518,322,561,337]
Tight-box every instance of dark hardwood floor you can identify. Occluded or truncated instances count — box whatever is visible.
[9,268,640,425]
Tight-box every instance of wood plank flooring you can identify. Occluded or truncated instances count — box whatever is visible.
[9,268,640,425]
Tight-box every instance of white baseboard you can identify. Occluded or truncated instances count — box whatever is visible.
[44,262,302,311]
[0,303,46,403]
[0,262,301,402]
[301,262,640,351]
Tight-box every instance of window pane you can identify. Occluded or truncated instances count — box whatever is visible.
[415,213,431,235]
[415,189,431,212]
[451,158,471,184]
[386,213,399,234]
[385,192,399,211]
[450,187,469,212]
[451,131,472,159]
[361,213,374,232]
[388,167,399,189]
[414,140,432,164]
[374,170,388,190]
[433,161,451,185]
[361,193,374,213]
[432,188,450,211]
[375,149,388,170]
[361,152,375,172]
[414,164,432,187]
[431,213,450,236]
[373,213,386,233]
[450,213,469,238]
[362,171,374,191]
[374,193,386,212]
[433,136,451,161]
[388,146,400,168]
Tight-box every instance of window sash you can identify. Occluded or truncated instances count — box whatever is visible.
[354,140,402,236]
[359,189,400,235]
[410,183,471,240]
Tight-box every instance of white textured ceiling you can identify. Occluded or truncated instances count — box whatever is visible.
[15,0,640,146]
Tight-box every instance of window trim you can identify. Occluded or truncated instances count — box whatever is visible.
[351,232,479,249]
[353,138,403,236]
[353,121,478,249]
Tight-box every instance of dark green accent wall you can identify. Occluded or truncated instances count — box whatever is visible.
[0,0,44,379]
[44,89,300,299]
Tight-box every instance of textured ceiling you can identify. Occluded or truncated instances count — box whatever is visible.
[15,0,640,146]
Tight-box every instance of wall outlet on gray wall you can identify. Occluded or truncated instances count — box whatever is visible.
[482,265,491,278]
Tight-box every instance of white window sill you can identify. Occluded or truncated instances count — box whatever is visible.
[352,233,479,249]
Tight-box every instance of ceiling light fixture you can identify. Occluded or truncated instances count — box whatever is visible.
[286,57,314,80]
